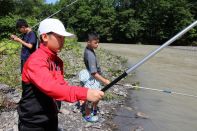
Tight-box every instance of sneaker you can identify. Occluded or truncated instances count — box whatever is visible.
[83,115,99,123]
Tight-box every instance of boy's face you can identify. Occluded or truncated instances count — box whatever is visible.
[87,39,99,49]
[41,32,65,53]
[18,26,26,33]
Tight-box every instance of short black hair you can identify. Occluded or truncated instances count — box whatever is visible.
[39,32,53,43]
[16,19,28,28]
[88,32,100,41]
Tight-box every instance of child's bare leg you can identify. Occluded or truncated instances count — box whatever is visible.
[92,101,99,110]
[85,102,91,116]
[92,101,99,115]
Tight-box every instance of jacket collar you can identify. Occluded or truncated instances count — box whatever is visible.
[40,43,57,59]
[86,46,94,52]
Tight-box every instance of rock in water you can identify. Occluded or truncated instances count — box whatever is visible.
[136,112,149,119]
[132,126,144,131]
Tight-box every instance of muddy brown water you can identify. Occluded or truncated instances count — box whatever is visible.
[100,44,197,131]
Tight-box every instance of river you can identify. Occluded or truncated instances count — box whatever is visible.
[100,44,197,131]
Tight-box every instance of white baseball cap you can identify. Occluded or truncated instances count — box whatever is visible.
[38,18,74,37]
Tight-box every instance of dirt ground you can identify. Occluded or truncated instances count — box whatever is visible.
[100,44,197,131]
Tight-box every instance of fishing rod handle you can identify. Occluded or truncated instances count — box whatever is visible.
[101,72,127,92]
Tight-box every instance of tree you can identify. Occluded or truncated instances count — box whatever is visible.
[0,0,15,17]
[134,0,195,44]
[61,0,117,42]
[113,1,144,42]
[14,0,45,17]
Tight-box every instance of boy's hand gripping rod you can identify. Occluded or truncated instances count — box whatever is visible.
[101,20,197,92]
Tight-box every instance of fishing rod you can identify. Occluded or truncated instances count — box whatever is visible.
[120,84,197,98]
[0,0,79,50]
[101,20,197,92]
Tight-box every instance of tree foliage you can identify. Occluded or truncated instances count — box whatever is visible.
[0,0,197,45]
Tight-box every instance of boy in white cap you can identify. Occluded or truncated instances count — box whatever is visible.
[17,18,104,131]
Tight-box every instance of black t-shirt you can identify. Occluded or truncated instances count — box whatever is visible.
[21,31,37,60]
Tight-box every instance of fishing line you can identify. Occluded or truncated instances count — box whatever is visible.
[122,84,197,98]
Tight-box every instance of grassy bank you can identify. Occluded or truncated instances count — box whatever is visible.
[0,39,129,108]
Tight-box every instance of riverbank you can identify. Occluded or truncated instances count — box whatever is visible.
[0,43,138,130]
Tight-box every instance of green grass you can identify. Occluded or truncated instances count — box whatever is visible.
[103,92,122,101]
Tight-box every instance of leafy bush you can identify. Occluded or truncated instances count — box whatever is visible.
[191,41,197,46]
[64,37,81,52]
[0,54,20,88]
[0,39,20,88]
[0,39,20,55]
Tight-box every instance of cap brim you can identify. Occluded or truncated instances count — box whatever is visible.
[55,31,75,37]
[64,31,75,37]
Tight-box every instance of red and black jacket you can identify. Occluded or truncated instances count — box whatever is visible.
[18,44,88,124]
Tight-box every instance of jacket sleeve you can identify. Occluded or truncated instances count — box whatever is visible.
[23,57,88,103]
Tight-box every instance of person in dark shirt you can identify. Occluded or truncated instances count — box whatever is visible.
[11,19,37,73]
